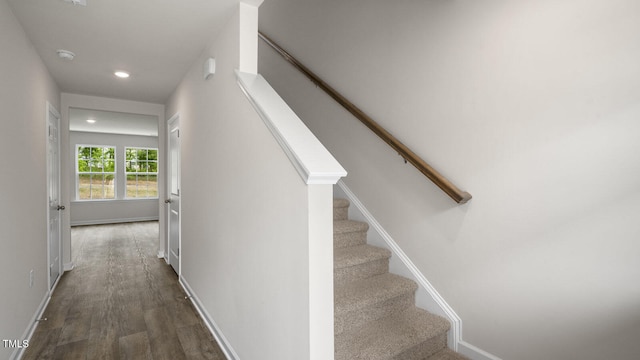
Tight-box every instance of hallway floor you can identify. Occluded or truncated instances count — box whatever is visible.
[23,222,226,360]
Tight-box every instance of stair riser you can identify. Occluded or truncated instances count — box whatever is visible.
[334,206,348,221]
[392,332,447,360]
[334,258,389,287]
[334,231,367,248]
[335,292,415,335]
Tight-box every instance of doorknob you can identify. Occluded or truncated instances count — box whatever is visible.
[165,199,171,204]
[57,205,65,210]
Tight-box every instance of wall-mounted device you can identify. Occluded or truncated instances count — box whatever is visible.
[204,57,216,80]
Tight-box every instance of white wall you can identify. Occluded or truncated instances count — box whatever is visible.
[165,4,318,359]
[258,0,640,359]
[69,131,159,225]
[0,0,60,358]
[60,93,165,267]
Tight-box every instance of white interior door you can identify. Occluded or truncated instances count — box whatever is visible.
[47,104,62,289]
[167,116,180,274]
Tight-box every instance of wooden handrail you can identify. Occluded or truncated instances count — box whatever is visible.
[258,32,472,204]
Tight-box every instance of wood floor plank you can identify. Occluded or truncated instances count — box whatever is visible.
[21,327,62,360]
[119,331,153,360]
[53,339,88,360]
[177,323,227,360]
[57,294,94,346]
[144,306,187,360]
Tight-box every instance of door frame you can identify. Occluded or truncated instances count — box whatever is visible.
[166,113,181,275]
[46,102,62,291]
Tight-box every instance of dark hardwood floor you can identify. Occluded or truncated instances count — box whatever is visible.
[23,222,226,360]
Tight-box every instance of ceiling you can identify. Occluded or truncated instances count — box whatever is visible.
[69,108,158,136]
[7,0,238,104]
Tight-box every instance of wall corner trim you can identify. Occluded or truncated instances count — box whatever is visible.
[236,70,347,185]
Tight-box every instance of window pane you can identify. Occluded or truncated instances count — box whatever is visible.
[105,174,115,199]
[126,148,134,161]
[78,174,91,199]
[90,175,104,199]
[104,160,115,172]
[126,174,137,198]
[149,161,158,173]
[104,147,115,160]
[148,149,157,161]
[147,174,158,198]
[78,160,89,172]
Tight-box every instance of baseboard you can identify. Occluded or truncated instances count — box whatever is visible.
[459,341,503,360]
[335,180,500,360]
[157,250,164,259]
[63,262,74,271]
[70,216,159,227]
[11,290,51,360]
[179,276,240,360]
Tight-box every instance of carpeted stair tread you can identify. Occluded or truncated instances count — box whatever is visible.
[334,244,391,269]
[334,244,391,286]
[334,198,350,207]
[426,348,470,360]
[334,220,369,248]
[335,306,450,360]
[335,273,417,315]
[334,219,369,234]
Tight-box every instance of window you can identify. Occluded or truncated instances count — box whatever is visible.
[77,146,116,200]
[125,147,158,198]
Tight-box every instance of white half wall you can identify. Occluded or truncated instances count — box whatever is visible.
[258,1,640,359]
[0,1,60,358]
[165,3,341,359]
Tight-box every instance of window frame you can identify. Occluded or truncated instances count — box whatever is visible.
[124,147,159,199]
[75,145,117,201]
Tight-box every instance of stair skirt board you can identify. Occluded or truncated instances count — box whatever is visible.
[335,180,501,360]
[179,277,240,360]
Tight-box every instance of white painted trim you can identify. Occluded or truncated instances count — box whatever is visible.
[459,341,503,360]
[179,277,240,360]
[11,291,51,360]
[157,250,165,259]
[63,262,74,272]
[236,71,347,185]
[70,216,159,227]
[46,101,62,293]
[335,180,500,360]
[70,199,159,204]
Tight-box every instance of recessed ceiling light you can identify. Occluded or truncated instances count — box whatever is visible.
[114,71,130,78]
[56,49,75,60]
[86,119,96,124]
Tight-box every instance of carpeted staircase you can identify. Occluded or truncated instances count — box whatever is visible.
[334,198,468,360]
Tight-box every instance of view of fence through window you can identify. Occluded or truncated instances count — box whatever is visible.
[125,147,158,198]
[77,146,116,200]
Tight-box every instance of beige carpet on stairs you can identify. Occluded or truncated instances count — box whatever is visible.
[333,198,469,360]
